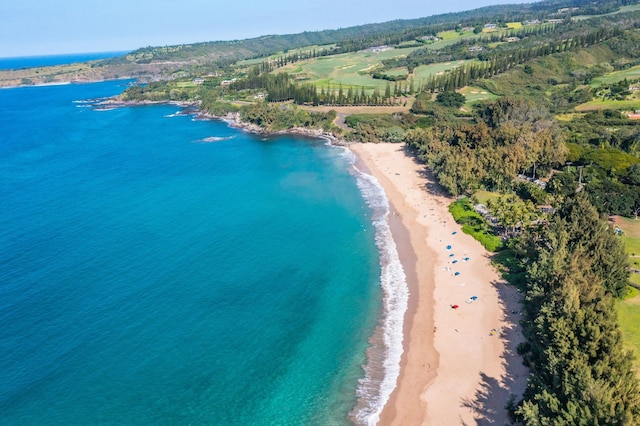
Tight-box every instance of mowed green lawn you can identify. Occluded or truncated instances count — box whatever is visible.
[413,60,474,81]
[591,64,640,87]
[459,86,499,103]
[613,216,640,375]
[575,99,640,111]
[277,47,420,92]
[236,44,337,67]
[277,47,475,94]
[612,216,640,266]
[473,190,501,204]
[617,292,640,376]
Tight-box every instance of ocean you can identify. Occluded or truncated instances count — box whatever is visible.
[0,51,129,70]
[0,69,407,424]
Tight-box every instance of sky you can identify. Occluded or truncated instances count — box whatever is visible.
[0,0,536,58]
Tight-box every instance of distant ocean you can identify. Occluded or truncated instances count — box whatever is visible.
[0,51,128,70]
[0,58,407,425]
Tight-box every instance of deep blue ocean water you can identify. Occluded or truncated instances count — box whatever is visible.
[0,51,129,70]
[0,79,407,424]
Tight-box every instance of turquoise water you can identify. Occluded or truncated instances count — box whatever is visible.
[0,81,402,424]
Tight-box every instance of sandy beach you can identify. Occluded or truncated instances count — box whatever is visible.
[349,142,528,425]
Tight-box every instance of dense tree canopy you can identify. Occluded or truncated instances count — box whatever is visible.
[514,195,640,423]
[405,98,567,195]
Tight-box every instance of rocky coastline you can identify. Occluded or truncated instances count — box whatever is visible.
[95,97,350,147]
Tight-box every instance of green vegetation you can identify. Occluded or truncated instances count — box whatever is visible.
[14,3,640,418]
[457,86,498,104]
[240,103,338,131]
[575,99,640,111]
[448,198,503,251]
[591,64,640,87]
[472,190,501,204]
[513,195,640,423]
[435,91,466,108]
[618,295,640,370]
[407,97,567,196]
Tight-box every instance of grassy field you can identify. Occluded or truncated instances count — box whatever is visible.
[573,3,640,20]
[591,65,640,87]
[424,30,485,51]
[612,216,640,260]
[459,86,499,104]
[617,293,640,375]
[506,22,523,29]
[236,44,337,67]
[555,112,586,121]
[277,47,421,92]
[473,190,501,204]
[624,237,640,268]
[437,30,464,40]
[610,216,640,374]
[276,47,475,95]
[175,81,198,88]
[412,60,473,81]
[575,99,640,111]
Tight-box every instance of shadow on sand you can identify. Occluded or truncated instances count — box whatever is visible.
[461,278,528,425]
[401,144,449,198]
[397,143,530,424]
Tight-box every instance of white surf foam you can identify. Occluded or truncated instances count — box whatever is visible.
[194,136,236,143]
[341,148,408,426]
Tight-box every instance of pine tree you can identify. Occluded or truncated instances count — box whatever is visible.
[514,195,640,424]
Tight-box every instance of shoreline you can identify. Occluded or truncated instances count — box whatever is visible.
[93,97,352,146]
[181,101,528,423]
[349,143,528,424]
[87,96,527,423]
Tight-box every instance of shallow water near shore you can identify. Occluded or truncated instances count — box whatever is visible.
[0,81,400,424]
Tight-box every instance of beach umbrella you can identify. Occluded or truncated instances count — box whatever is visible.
[452,231,457,235]
[446,245,452,250]
[451,304,459,309]
[452,260,458,263]
[454,271,460,276]
[449,253,455,257]
[470,296,478,301]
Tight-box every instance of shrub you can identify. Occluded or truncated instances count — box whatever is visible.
[449,198,504,252]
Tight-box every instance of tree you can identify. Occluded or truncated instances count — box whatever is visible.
[514,195,640,423]
[556,195,630,297]
[488,195,539,237]
[435,91,466,108]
